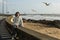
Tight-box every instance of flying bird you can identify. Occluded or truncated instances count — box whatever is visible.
[42,2,50,6]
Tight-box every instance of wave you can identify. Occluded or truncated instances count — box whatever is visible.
[22,15,60,21]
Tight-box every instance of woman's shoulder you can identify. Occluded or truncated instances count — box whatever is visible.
[19,16,22,18]
[19,16,23,19]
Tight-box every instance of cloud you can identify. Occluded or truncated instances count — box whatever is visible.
[39,2,60,14]
[0,0,6,4]
[49,3,60,13]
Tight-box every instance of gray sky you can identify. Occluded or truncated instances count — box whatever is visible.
[0,0,60,14]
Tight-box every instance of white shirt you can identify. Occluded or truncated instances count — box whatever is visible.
[13,16,23,27]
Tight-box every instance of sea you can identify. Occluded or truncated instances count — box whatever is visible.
[21,14,60,21]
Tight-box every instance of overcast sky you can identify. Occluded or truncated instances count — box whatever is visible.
[0,0,60,14]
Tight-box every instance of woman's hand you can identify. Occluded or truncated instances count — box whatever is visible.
[16,25,19,28]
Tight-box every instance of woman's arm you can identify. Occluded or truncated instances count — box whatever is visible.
[20,17,24,27]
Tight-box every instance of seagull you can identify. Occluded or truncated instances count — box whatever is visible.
[42,2,50,6]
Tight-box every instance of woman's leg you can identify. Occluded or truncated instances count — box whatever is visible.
[12,25,17,39]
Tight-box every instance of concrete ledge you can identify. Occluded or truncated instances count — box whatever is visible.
[5,21,60,40]
[18,27,60,40]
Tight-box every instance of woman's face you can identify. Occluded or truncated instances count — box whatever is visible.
[16,13,20,17]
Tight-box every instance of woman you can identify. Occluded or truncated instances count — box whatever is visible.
[13,12,23,27]
[12,12,24,39]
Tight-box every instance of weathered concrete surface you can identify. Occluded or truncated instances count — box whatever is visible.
[0,20,12,40]
[18,27,60,40]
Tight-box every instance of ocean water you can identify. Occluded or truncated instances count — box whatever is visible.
[21,14,60,21]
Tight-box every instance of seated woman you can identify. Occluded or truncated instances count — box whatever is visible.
[12,12,24,39]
